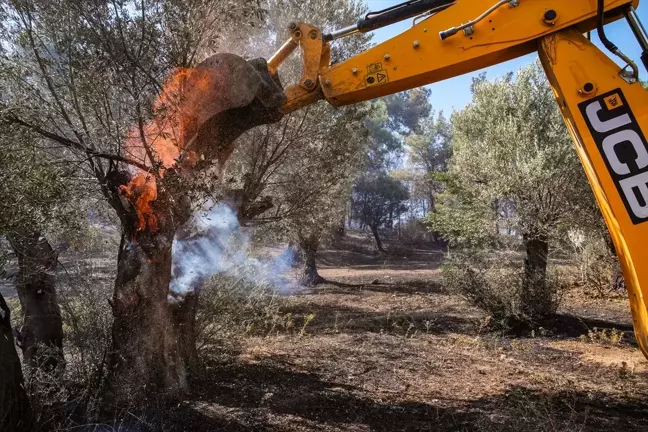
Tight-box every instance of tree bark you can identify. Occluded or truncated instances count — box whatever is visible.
[107,228,188,404]
[610,265,625,292]
[8,232,63,371]
[370,224,385,253]
[522,232,552,318]
[298,234,325,286]
[102,168,197,405]
[0,293,33,432]
[169,291,199,374]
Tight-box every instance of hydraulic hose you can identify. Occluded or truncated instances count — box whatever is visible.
[597,0,639,81]
[597,0,618,52]
[325,0,455,41]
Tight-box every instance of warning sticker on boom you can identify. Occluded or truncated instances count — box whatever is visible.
[365,69,388,87]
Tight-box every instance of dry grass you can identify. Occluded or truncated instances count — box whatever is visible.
[5,235,647,431]
[161,242,648,431]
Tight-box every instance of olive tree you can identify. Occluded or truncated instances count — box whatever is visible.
[431,63,595,318]
[0,0,265,402]
[0,123,75,428]
[218,0,371,284]
[0,126,69,373]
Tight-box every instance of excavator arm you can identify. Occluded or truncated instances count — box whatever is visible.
[264,0,648,358]
[271,0,642,111]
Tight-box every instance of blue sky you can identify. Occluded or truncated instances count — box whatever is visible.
[363,0,648,116]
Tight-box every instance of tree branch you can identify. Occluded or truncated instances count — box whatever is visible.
[6,115,150,172]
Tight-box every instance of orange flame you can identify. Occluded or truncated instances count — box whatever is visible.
[120,66,225,232]
[119,173,158,232]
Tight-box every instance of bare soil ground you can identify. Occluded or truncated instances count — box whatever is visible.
[165,235,648,432]
[4,233,645,431]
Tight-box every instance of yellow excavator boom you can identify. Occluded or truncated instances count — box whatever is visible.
[539,28,648,358]
[265,0,648,358]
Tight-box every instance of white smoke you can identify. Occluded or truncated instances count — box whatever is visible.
[170,202,296,294]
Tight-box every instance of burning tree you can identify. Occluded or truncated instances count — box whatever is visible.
[105,52,285,396]
[0,0,277,403]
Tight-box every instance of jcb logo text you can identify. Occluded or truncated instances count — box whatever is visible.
[580,89,648,225]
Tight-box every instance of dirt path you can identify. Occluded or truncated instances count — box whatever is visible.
[170,247,648,432]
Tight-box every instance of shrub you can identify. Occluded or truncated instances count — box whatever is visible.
[196,271,293,359]
[568,231,621,297]
[442,250,564,330]
[6,258,115,430]
[59,283,112,409]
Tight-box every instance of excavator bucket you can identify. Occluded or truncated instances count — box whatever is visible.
[168,53,286,170]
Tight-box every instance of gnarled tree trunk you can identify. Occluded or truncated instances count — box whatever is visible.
[8,232,63,371]
[102,164,199,405]
[333,216,346,243]
[0,293,33,432]
[298,234,325,286]
[522,232,552,319]
[107,228,188,404]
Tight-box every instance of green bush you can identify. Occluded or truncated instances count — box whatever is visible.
[442,251,564,330]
